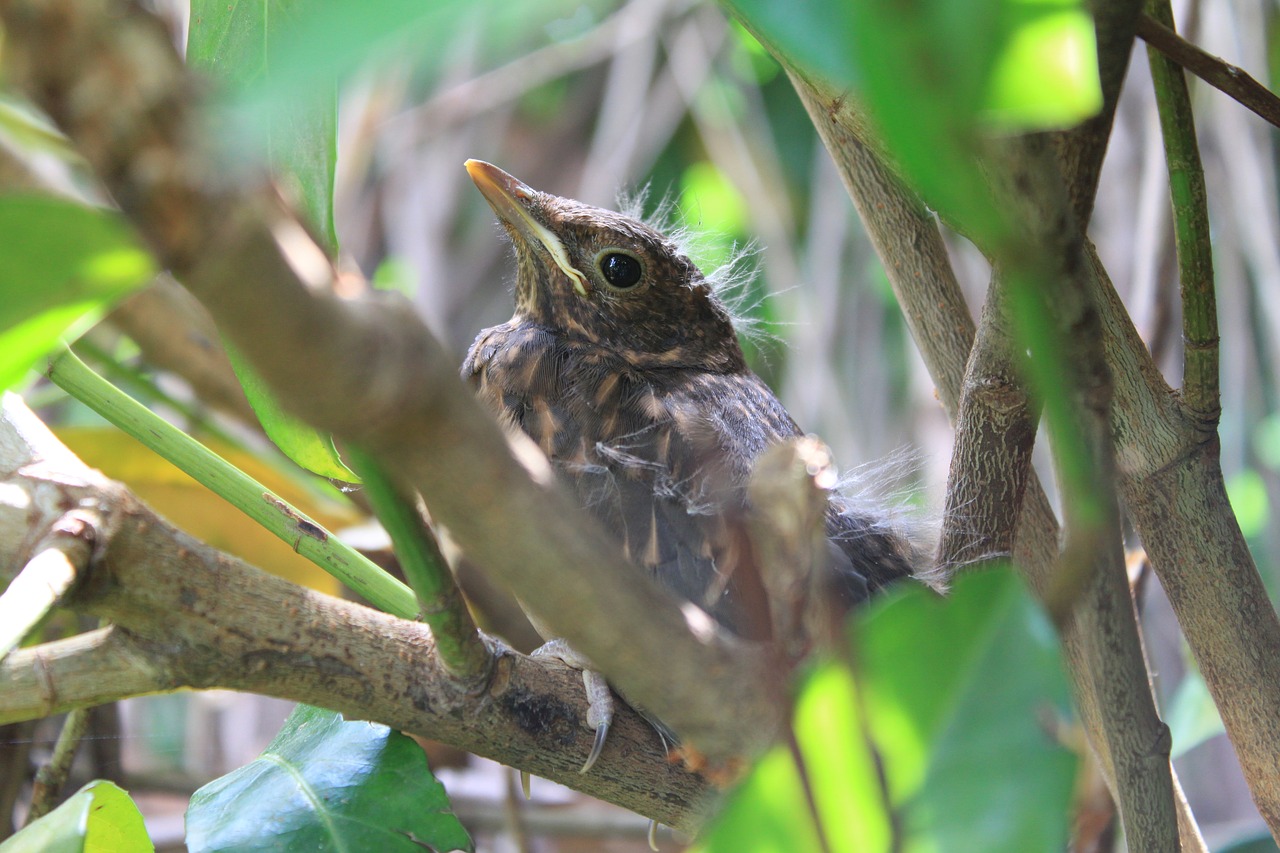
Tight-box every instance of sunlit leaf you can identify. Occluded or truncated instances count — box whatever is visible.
[699,569,1076,852]
[720,0,859,89]
[0,196,152,327]
[860,569,1075,849]
[187,705,472,853]
[0,196,153,389]
[223,341,358,481]
[0,780,153,853]
[982,2,1101,129]
[0,303,99,392]
[729,0,1100,241]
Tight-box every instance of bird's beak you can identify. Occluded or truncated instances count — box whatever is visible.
[464,159,590,297]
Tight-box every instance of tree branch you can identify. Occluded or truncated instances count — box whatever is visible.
[781,66,1201,853]
[0,395,719,832]
[1137,12,1280,131]
[0,0,784,769]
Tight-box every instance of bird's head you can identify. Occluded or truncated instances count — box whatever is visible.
[466,160,747,372]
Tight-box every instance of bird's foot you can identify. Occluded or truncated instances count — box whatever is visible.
[532,639,614,773]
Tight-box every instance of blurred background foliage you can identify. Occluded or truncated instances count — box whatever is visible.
[3,0,1280,847]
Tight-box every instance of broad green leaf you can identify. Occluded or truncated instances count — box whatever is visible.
[0,196,153,328]
[191,0,582,241]
[0,303,101,392]
[698,569,1075,853]
[187,705,472,853]
[720,0,859,90]
[0,196,153,389]
[729,0,1100,242]
[224,340,358,481]
[0,780,153,853]
[188,0,338,254]
[861,569,1076,850]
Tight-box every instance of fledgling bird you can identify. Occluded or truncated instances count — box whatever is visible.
[462,160,919,767]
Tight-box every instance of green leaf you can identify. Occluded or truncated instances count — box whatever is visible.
[697,569,1076,853]
[224,340,357,481]
[188,0,338,254]
[729,0,1100,243]
[0,780,153,853]
[0,196,153,327]
[187,705,473,853]
[861,569,1076,850]
[720,0,859,90]
[982,2,1102,130]
[0,196,153,389]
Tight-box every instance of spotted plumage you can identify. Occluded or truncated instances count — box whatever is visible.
[463,161,915,639]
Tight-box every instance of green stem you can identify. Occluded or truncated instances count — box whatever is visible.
[46,345,418,619]
[1146,0,1219,423]
[73,338,345,506]
[73,337,247,451]
[347,447,492,684]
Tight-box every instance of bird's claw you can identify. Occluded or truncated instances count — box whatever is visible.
[581,718,609,774]
[533,640,615,773]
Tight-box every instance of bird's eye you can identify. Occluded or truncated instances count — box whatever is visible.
[597,251,643,290]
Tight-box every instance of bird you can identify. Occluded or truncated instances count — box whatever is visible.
[462,159,919,769]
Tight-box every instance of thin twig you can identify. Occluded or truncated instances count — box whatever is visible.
[1137,12,1280,131]
[25,707,90,823]
[1143,1,1220,423]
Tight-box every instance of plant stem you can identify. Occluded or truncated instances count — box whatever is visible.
[46,345,418,619]
[26,707,90,823]
[346,446,492,684]
[1145,0,1219,424]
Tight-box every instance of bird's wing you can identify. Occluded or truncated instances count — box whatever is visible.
[466,331,913,636]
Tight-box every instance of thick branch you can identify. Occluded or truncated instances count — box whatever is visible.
[0,397,718,832]
[934,283,1036,570]
[0,0,783,767]
[784,69,1198,853]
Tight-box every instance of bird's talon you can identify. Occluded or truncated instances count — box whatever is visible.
[580,720,609,774]
[520,769,531,799]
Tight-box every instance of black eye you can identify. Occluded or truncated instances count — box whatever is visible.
[599,252,642,289]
